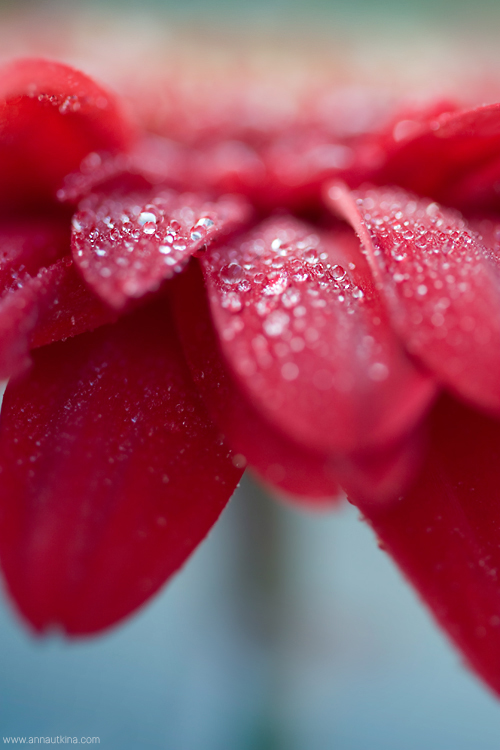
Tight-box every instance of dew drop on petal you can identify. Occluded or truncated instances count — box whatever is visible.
[220,263,244,284]
[331,264,346,280]
[263,310,290,337]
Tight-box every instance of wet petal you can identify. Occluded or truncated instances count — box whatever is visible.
[0,299,242,635]
[356,395,500,697]
[200,214,435,456]
[171,261,340,504]
[0,258,118,379]
[72,188,251,309]
[0,216,69,287]
[329,184,500,414]
[0,58,133,211]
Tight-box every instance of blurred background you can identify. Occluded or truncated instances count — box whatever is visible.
[2,477,500,749]
[1,1,500,747]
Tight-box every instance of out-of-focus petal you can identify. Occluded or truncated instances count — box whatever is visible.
[0,298,242,635]
[199,214,435,456]
[329,184,500,415]
[0,58,133,211]
[72,188,251,309]
[372,103,500,210]
[0,216,69,285]
[57,135,193,204]
[356,395,500,697]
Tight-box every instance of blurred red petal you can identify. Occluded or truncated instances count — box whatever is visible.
[356,395,500,697]
[72,188,251,309]
[0,58,133,211]
[329,183,500,415]
[339,426,426,507]
[374,103,500,209]
[0,216,69,285]
[58,135,194,204]
[0,299,242,635]
[200,214,435,456]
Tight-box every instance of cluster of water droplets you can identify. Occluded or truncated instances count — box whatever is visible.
[72,188,238,300]
[25,84,109,115]
[357,188,498,348]
[207,218,368,384]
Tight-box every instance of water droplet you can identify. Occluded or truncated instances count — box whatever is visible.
[263,310,290,337]
[331,264,346,280]
[282,287,301,308]
[221,292,242,313]
[263,273,288,296]
[196,217,215,229]
[220,263,243,284]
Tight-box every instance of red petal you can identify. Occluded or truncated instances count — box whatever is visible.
[356,395,500,697]
[171,261,340,504]
[29,258,120,348]
[58,135,192,204]
[0,216,69,287]
[72,188,251,309]
[374,103,500,209]
[200,215,435,456]
[338,426,426,507]
[0,58,133,211]
[0,258,118,379]
[329,184,500,414]
[0,299,242,635]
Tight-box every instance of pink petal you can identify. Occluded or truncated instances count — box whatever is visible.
[200,215,435,456]
[0,299,243,635]
[72,188,251,309]
[0,58,133,210]
[328,183,500,414]
[171,261,340,504]
[356,395,500,697]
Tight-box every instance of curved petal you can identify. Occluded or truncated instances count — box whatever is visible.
[58,134,193,204]
[355,395,500,697]
[0,299,242,635]
[0,215,69,286]
[173,261,426,505]
[374,103,500,209]
[72,189,251,309]
[171,261,340,504]
[328,183,500,415]
[0,258,118,379]
[200,214,435,456]
[0,58,133,211]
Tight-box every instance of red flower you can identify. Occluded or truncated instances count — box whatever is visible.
[1,56,500,699]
